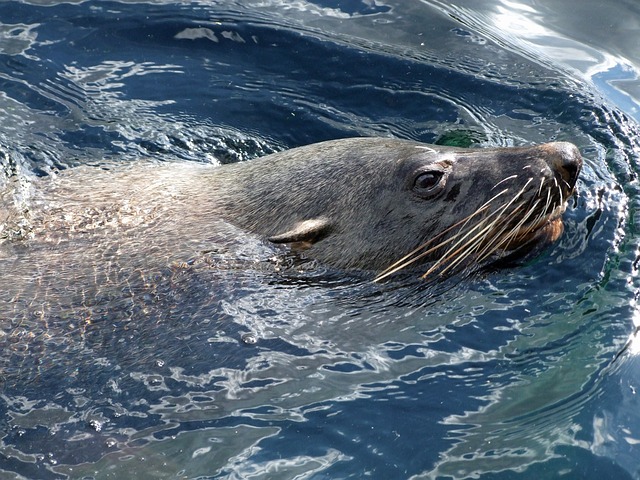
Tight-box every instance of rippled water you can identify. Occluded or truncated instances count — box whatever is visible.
[1,1,640,479]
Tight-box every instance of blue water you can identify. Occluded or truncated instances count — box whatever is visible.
[1,1,640,479]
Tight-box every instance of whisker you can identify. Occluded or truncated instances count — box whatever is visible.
[554,172,572,191]
[541,184,549,213]
[423,179,534,279]
[479,202,538,259]
[424,203,515,272]
[423,217,501,278]
[374,214,489,282]
[491,174,518,191]
[374,188,511,282]
[373,214,481,282]
[439,197,533,275]
[557,182,564,207]
[474,204,530,259]
[537,177,545,197]
[435,223,504,276]
[491,186,563,257]
[422,189,530,278]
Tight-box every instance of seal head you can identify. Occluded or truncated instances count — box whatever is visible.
[213,138,582,279]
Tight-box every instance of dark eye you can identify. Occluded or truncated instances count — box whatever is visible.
[413,171,443,193]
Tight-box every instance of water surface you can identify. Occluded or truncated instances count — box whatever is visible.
[0,1,640,479]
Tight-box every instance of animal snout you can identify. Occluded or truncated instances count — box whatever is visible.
[541,142,583,191]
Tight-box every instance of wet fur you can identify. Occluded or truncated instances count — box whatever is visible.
[2,137,581,278]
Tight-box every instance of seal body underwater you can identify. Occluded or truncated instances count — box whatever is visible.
[1,137,582,281]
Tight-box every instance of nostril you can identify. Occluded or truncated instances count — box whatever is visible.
[560,162,579,187]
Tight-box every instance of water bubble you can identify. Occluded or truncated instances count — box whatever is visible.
[88,419,103,432]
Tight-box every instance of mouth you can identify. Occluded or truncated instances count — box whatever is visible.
[481,215,564,268]
[502,205,566,251]
[528,215,565,244]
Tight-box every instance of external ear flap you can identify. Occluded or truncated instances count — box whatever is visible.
[268,217,332,244]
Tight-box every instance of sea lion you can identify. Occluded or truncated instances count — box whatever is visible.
[2,137,582,281]
[0,136,582,382]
